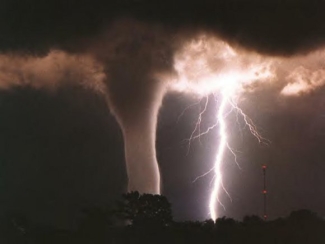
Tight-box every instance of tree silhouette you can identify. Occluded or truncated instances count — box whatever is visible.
[117,191,173,227]
[243,215,264,226]
[288,209,320,223]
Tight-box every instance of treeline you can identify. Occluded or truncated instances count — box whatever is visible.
[1,192,325,244]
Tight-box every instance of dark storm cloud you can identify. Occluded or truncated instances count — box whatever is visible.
[1,0,325,55]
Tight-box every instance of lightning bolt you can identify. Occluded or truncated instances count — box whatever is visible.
[186,96,210,154]
[209,91,229,220]
[171,35,274,221]
[186,89,269,221]
[210,90,269,220]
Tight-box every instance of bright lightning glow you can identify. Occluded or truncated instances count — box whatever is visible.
[168,35,274,221]
[209,91,228,220]
[209,90,269,221]
[185,81,270,221]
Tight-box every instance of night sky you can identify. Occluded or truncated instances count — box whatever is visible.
[0,0,325,229]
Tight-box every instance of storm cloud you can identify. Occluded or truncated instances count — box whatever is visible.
[1,0,325,196]
[1,0,325,55]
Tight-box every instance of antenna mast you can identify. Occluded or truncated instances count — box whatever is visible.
[262,165,267,220]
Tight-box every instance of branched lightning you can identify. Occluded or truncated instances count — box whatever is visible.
[229,99,270,145]
[171,35,273,221]
[186,96,210,154]
[186,89,269,221]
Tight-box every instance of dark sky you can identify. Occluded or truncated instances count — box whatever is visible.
[1,0,325,228]
[2,0,325,55]
[1,84,325,228]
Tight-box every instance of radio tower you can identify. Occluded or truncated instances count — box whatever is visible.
[262,165,267,220]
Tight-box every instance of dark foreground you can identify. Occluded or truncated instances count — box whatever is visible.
[1,192,324,244]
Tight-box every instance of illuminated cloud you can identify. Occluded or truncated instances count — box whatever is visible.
[280,49,325,96]
[0,51,106,92]
[282,67,325,96]
[169,35,274,96]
